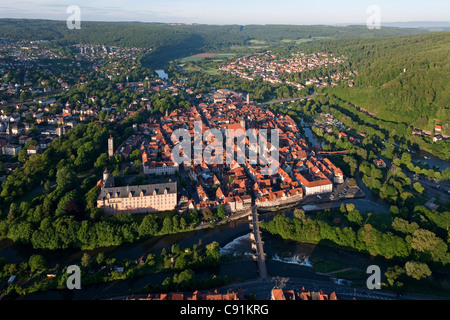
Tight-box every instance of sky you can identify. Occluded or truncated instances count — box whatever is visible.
[0,0,449,25]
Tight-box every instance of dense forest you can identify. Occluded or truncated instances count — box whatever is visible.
[0,19,429,45]
[261,206,450,294]
[293,32,450,134]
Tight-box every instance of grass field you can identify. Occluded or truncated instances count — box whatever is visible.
[204,67,220,75]
[248,39,268,45]
[180,52,235,62]
[332,269,367,280]
[280,37,333,44]
[182,64,221,75]
[362,212,393,229]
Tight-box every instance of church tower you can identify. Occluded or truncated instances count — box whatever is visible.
[108,135,114,158]
[240,117,246,131]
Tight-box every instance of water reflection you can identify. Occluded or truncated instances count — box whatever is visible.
[412,154,450,171]
[4,217,405,300]
[0,218,252,266]
[300,118,324,148]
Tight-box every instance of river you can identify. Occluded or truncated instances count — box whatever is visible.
[412,152,450,171]
[300,118,324,148]
[300,118,449,172]
[5,116,446,299]
[2,218,259,300]
[0,116,395,299]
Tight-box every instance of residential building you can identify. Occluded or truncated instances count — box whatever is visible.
[271,286,338,300]
[374,159,386,169]
[296,172,333,196]
[143,160,179,175]
[2,144,21,156]
[26,145,39,155]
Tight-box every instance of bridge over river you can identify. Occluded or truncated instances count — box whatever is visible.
[248,205,268,279]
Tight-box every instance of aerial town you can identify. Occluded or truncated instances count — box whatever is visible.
[220,51,356,89]
[0,15,449,306]
[0,38,350,224]
[97,88,345,216]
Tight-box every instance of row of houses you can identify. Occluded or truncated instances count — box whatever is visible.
[124,289,243,301]
[220,51,353,90]
[271,286,338,300]
[123,286,339,301]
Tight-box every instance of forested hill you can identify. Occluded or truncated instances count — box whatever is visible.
[0,19,198,49]
[0,19,430,67]
[0,19,429,44]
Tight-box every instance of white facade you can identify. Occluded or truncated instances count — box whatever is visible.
[144,162,179,175]
[97,182,177,215]
[303,183,333,196]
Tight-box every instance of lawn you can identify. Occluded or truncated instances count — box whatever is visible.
[362,212,393,230]
[332,269,367,281]
[183,65,201,72]
[204,67,220,76]
[311,258,348,273]
[182,65,221,76]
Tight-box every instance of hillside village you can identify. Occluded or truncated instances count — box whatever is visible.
[220,51,356,90]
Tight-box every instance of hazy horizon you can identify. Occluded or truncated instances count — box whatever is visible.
[1,17,450,28]
[1,1,449,26]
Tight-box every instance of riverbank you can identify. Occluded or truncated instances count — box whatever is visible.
[0,189,445,300]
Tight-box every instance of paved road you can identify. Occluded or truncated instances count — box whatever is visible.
[1,89,64,107]
[354,169,391,212]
